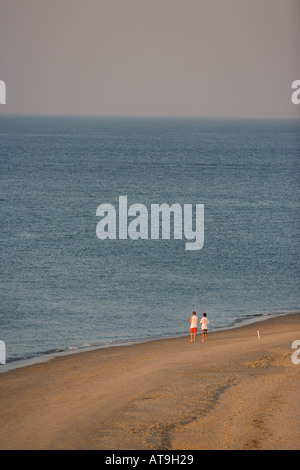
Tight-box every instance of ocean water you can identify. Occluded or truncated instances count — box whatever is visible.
[0,115,299,364]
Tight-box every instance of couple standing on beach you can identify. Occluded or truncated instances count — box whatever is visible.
[190,312,209,342]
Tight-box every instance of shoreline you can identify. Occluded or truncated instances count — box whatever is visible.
[1,310,298,374]
[0,312,299,450]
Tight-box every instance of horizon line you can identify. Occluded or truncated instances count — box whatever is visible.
[0,112,299,121]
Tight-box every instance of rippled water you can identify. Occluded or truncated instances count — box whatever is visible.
[0,116,299,362]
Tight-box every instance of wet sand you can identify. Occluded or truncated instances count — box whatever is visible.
[0,313,299,450]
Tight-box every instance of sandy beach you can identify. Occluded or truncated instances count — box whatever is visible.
[0,313,299,450]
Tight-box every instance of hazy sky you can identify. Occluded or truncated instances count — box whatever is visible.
[0,0,299,118]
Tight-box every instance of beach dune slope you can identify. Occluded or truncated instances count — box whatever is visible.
[0,314,299,450]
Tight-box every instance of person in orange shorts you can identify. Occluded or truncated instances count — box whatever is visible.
[189,311,199,342]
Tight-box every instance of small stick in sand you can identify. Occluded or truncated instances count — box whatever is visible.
[257,330,260,339]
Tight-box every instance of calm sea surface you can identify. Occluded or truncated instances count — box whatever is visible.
[0,116,299,363]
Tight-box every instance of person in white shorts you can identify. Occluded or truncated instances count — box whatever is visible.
[200,313,209,342]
